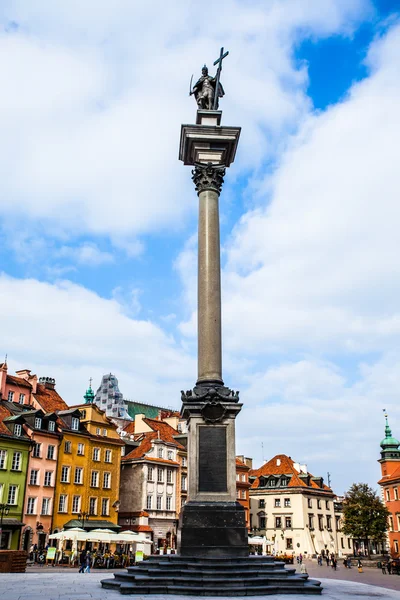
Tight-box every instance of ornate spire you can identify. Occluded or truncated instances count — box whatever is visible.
[84,378,95,404]
[380,410,400,458]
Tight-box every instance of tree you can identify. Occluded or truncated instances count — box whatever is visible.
[342,483,389,557]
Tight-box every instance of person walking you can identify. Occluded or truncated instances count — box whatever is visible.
[78,550,87,573]
[357,558,363,573]
[387,560,392,575]
[381,562,387,574]
[85,551,91,573]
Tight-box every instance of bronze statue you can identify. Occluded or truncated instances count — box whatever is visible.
[190,48,229,111]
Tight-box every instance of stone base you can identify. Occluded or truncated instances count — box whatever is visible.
[101,555,322,595]
[0,550,27,573]
[178,501,248,558]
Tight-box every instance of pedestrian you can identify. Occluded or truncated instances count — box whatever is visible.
[343,558,347,569]
[325,555,330,567]
[357,559,363,573]
[85,551,91,573]
[318,555,322,566]
[387,560,392,575]
[78,550,87,573]
[300,563,308,575]
[299,553,303,564]
[381,562,387,574]
[296,556,300,564]
[332,557,337,571]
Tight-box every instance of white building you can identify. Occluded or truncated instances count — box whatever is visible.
[93,373,132,421]
[249,454,352,557]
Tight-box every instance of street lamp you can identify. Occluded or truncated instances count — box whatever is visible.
[0,504,10,548]
[78,512,89,530]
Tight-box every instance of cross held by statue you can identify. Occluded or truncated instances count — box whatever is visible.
[213,47,229,110]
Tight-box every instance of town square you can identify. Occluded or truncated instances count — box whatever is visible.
[1,0,400,598]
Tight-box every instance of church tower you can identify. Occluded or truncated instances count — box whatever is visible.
[378,413,400,556]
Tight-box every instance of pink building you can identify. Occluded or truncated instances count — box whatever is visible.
[0,363,66,550]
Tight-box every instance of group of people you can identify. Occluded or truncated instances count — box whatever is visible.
[381,559,394,574]
[78,550,92,573]
[317,553,337,569]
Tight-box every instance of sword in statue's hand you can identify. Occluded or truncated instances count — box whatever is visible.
[189,74,194,96]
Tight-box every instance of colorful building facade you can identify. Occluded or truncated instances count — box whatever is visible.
[378,414,400,557]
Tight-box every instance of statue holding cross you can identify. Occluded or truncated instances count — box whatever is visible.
[190,47,229,111]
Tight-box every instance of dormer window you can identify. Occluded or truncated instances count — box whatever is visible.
[71,417,79,431]
[8,391,14,401]
[269,478,276,487]
[48,421,55,432]
[281,478,288,486]
[14,423,22,437]
[158,447,163,458]
[35,418,42,429]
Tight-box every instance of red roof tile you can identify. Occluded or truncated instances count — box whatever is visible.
[378,465,400,485]
[123,432,157,460]
[236,458,250,470]
[33,384,69,413]
[143,418,185,449]
[249,454,332,492]
[6,374,32,389]
[123,421,135,435]
[0,404,13,436]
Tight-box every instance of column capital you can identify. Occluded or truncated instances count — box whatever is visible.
[192,162,226,195]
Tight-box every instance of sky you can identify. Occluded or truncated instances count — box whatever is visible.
[0,0,399,495]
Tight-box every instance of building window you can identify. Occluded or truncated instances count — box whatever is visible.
[44,471,53,487]
[14,423,22,437]
[341,537,345,549]
[71,417,79,431]
[30,470,39,486]
[0,450,6,469]
[7,485,18,505]
[61,466,70,483]
[64,441,72,453]
[121,447,125,457]
[236,489,240,499]
[386,489,390,502]
[103,429,107,436]
[348,539,352,549]
[326,515,332,530]
[395,488,399,501]
[259,499,265,508]
[93,448,100,461]
[77,443,85,456]
[259,516,266,529]
[158,447,163,458]
[281,478,288,486]
[317,499,321,509]
[167,450,173,460]
[307,498,312,509]
[47,445,55,460]
[7,391,14,401]
[96,428,101,435]
[325,501,330,510]
[275,517,282,528]
[284,498,291,507]
[148,466,154,481]
[91,471,99,487]
[394,540,399,554]
[11,452,22,471]
[101,498,109,516]
[182,456,187,467]
[157,496,162,510]
[32,443,41,458]
[241,474,246,482]
[275,499,281,508]
[308,514,314,529]
[181,474,187,491]
[41,498,50,515]
[89,497,97,516]
[157,468,163,483]
[389,516,394,531]
[146,495,152,510]
[318,515,324,530]
[48,420,55,432]
[72,495,81,513]
[19,393,25,404]
[26,497,36,515]
[285,517,292,528]
[166,496,172,511]
[241,489,246,499]
[34,418,42,429]
[167,469,173,483]
[58,494,67,512]
[269,479,276,487]
[105,449,112,463]
[286,538,293,550]
[103,472,111,489]
[74,467,83,484]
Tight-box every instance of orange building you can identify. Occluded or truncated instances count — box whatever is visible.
[378,414,400,557]
[236,456,251,528]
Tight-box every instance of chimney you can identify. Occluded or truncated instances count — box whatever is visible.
[0,361,7,400]
[15,369,31,379]
[39,377,56,390]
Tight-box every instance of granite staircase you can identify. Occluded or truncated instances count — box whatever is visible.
[101,555,322,595]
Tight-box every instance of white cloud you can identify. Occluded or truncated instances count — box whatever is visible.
[0,274,195,406]
[58,242,114,266]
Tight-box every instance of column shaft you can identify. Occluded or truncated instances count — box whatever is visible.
[197,188,222,384]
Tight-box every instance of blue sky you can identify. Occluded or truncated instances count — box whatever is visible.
[1,0,400,493]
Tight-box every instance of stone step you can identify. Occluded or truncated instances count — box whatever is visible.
[117,569,297,581]
[126,566,295,577]
[114,583,322,596]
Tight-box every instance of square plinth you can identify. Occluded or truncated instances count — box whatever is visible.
[179,121,241,167]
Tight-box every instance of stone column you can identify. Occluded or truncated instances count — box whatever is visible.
[192,163,225,385]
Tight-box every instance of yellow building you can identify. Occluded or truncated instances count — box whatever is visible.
[52,399,123,532]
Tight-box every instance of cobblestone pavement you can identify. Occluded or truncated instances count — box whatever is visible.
[0,571,400,600]
[298,561,400,592]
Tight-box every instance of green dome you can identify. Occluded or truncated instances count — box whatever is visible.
[84,379,95,404]
[380,414,400,449]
